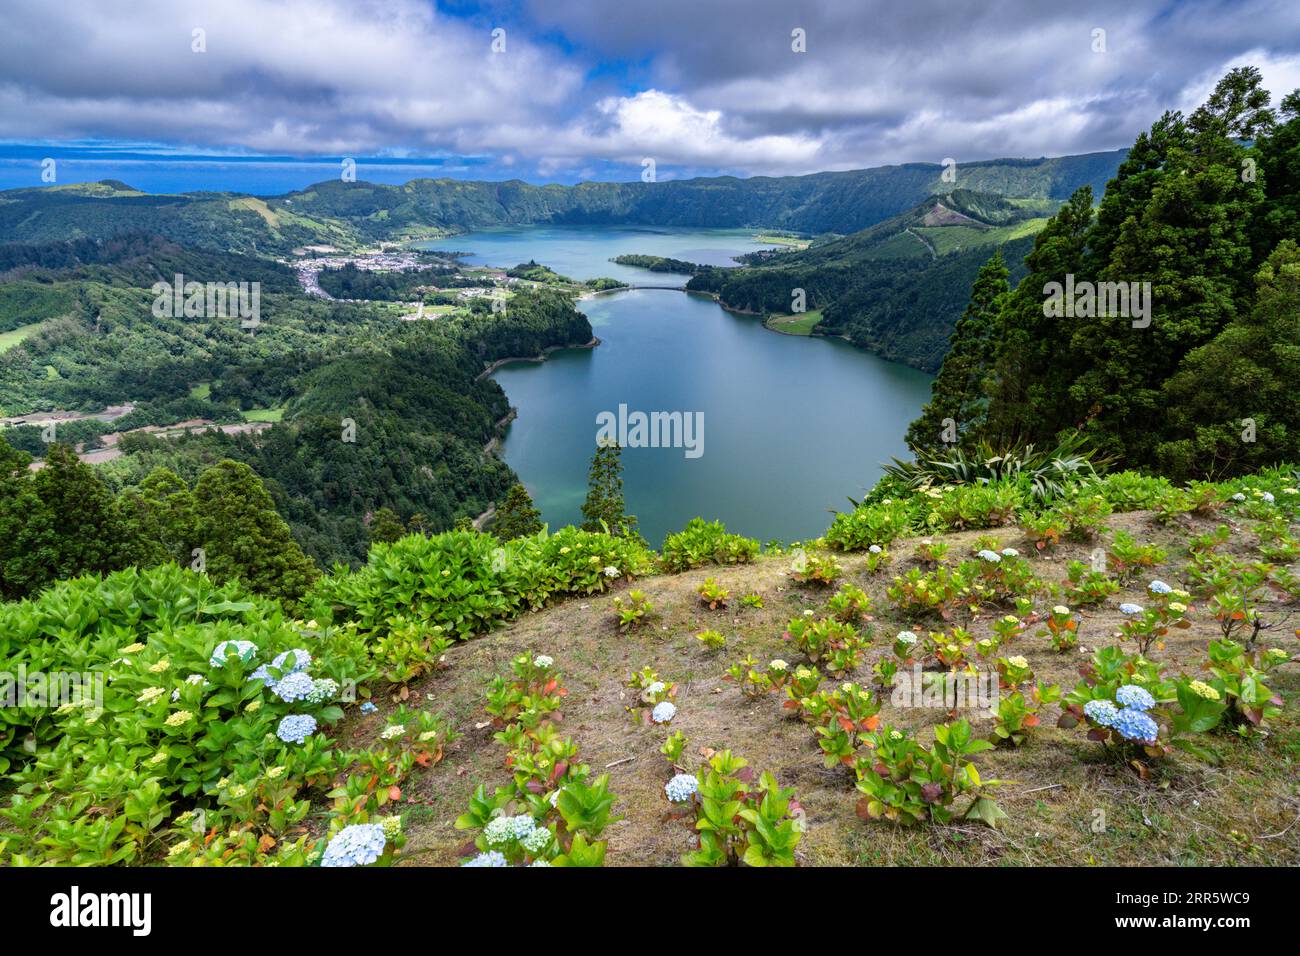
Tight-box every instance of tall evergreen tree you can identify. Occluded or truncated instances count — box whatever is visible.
[116,467,203,568]
[1070,69,1268,463]
[493,482,543,540]
[192,459,319,604]
[0,443,139,598]
[1155,240,1300,478]
[906,250,1009,452]
[981,187,1094,447]
[580,440,638,538]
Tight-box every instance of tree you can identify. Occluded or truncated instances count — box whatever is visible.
[580,440,638,538]
[368,507,406,546]
[906,251,1009,452]
[0,437,36,599]
[192,459,319,604]
[116,467,203,568]
[492,483,543,540]
[0,443,139,598]
[981,187,1094,447]
[1155,240,1300,478]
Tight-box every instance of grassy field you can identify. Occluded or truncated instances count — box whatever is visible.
[0,320,53,354]
[240,406,284,422]
[753,233,812,249]
[766,309,824,335]
[365,510,1300,867]
[914,217,1049,256]
[189,382,212,400]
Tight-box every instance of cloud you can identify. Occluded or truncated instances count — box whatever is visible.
[0,0,1297,178]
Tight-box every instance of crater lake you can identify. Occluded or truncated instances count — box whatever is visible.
[418,226,933,545]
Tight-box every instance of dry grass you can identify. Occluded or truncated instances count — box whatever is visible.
[354,509,1300,867]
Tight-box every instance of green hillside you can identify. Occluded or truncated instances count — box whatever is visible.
[687,190,1046,371]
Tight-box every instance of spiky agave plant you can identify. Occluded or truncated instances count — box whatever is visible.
[882,433,1110,503]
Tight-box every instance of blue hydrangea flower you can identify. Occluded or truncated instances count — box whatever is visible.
[665,773,699,803]
[868,545,882,554]
[977,550,1001,563]
[276,714,317,744]
[209,640,258,668]
[528,859,553,867]
[272,671,316,703]
[248,664,274,685]
[1084,699,1120,728]
[651,701,677,724]
[463,851,509,867]
[321,824,386,867]
[1113,707,1159,744]
[1115,684,1156,712]
[360,701,378,715]
[1261,491,1275,504]
[271,649,312,673]
[1147,580,1172,595]
[1119,603,1144,615]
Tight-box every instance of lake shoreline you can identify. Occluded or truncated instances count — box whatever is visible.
[475,336,601,381]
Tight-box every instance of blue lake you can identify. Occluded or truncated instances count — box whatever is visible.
[420,226,934,545]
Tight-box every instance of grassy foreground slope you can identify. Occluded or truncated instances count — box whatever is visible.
[4,457,1296,867]
[398,507,1299,866]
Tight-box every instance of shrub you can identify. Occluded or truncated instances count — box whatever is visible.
[612,590,653,630]
[854,721,1005,828]
[681,750,804,867]
[827,583,874,624]
[1094,472,1176,512]
[697,577,730,609]
[1063,560,1119,606]
[825,500,913,552]
[457,655,621,867]
[660,518,759,572]
[883,436,1104,502]
[0,565,380,866]
[927,483,1023,530]
[1106,531,1167,583]
[314,527,653,643]
[789,549,842,587]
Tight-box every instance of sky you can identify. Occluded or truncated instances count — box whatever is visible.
[0,0,1298,189]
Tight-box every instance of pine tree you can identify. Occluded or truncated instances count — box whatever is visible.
[493,482,543,540]
[580,440,638,538]
[368,507,406,545]
[906,250,1009,452]
[192,459,319,604]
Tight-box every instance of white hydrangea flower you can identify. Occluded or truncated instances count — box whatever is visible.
[651,701,677,724]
